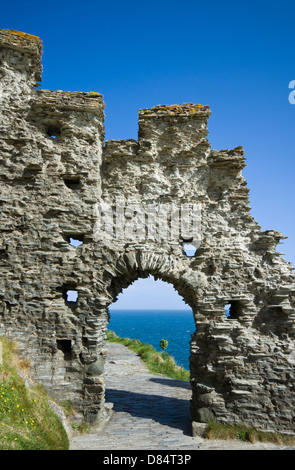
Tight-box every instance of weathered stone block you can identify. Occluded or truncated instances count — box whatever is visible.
[191,421,209,438]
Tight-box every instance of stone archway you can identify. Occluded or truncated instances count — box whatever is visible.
[101,252,198,425]
[86,246,295,435]
[0,29,294,436]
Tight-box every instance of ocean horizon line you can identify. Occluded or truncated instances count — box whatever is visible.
[108,308,192,312]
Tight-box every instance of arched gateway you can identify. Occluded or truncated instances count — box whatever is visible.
[0,29,294,435]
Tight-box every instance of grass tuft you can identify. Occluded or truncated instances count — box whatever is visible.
[205,421,295,446]
[0,337,69,450]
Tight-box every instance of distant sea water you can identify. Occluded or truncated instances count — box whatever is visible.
[108,309,195,370]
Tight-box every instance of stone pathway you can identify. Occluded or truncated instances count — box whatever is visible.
[70,343,293,451]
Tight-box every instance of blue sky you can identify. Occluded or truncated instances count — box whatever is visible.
[2,0,295,309]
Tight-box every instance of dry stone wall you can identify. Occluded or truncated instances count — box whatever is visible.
[0,29,295,434]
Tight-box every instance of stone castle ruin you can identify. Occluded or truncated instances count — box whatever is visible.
[0,29,295,435]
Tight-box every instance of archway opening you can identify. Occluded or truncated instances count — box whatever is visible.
[108,275,195,370]
[105,274,195,435]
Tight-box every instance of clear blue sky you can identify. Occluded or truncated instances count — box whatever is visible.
[2,0,295,309]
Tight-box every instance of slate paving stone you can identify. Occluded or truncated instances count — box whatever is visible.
[70,343,294,451]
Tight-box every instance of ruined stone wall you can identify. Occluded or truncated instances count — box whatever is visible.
[0,30,295,433]
[0,30,106,421]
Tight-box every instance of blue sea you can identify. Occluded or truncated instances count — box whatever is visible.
[108,309,195,370]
